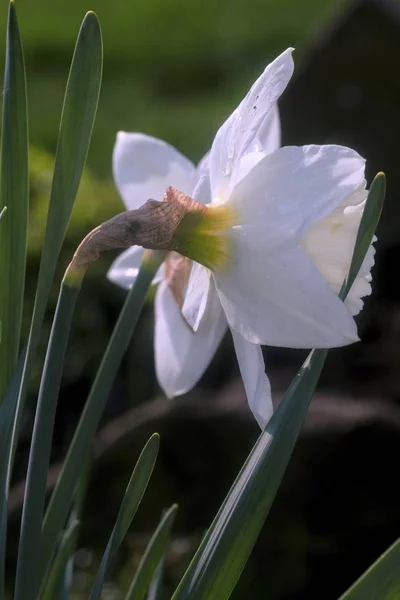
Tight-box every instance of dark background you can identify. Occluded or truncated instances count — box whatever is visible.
[1,0,400,597]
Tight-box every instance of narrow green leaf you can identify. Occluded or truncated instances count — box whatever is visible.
[0,350,25,460]
[147,559,164,600]
[40,251,165,586]
[0,0,29,402]
[339,538,400,600]
[14,280,80,600]
[172,349,327,600]
[89,434,160,600]
[9,10,102,470]
[0,347,26,598]
[57,458,91,600]
[340,172,386,300]
[125,505,178,600]
[0,205,5,346]
[40,520,80,600]
[172,173,385,600]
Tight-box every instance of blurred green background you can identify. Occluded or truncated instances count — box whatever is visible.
[1,0,343,177]
[3,0,400,598]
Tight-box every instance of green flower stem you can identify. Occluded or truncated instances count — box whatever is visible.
[39,250,165,588]
[14,277,81,600]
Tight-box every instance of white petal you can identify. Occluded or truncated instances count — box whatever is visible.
[214,238,359,348]
[192,172,212,205]
[195,150,212,202]
[107,246,144,289]
[113,132,197,210]
[234,151,266,187]
[257,104,281,156]
[231,330,273,429]
[231,105,282,186]
[155,280,227,397]
[107,246,164,290]
[229,144,366,246]
[302,184,375,316]
[209,48,294,198]
[197,150,210,176]
[181,262,211,331]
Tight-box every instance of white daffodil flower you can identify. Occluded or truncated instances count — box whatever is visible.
[108,106,282,404]
[109,47,375,429]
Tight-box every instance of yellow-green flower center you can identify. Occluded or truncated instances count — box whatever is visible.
[172,201,239,270]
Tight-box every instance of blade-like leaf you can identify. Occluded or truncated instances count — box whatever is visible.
[172,349,327,600]
[172,174,385,600]
[40,520,80,600]
[0,349,25,465]
[147,559,164,600]
[125,505,178,600]
[0,0,29,402]
[40,251,165,586]
[89,434,160,600]
[0,206,7,221]
[0,347,26,597]
[339,538,400,600]
[56,458,91,600]
[9,10,102,469]
[14,280,80,600]
[340,172,385,300]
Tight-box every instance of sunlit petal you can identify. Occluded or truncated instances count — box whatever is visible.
[302,184,375,315]
[214,237,359,348]
[107,246,164,289]
[209,48,294,197]
[197,150,210,176]
[181,262,211,331]
[257,104,281,155]
[231,330,273,428]
[192,171,212,205]
[155,280,227,397]
[113,132,197,210]
[230,144,366,246]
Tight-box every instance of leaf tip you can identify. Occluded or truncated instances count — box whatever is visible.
[84,10,100,24]
[372,171,386,187]
[370,171,386,200]
[8,0,16,17]
[8,0,18,20]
